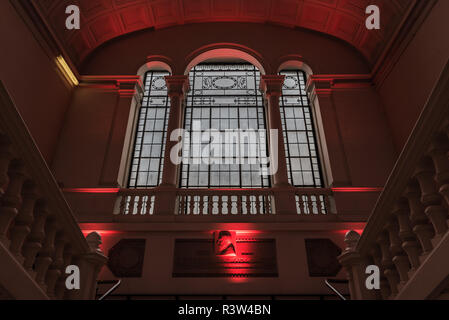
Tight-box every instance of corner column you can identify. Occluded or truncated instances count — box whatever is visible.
[260,75,296,215]
[154,75,189,216]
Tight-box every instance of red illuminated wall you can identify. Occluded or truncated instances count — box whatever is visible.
[0,1,73,162]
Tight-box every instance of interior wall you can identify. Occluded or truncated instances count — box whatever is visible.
[51,22,397,220]
[93,228,351,297]
[80,22,370,75]
[0,1,72,162]
[378,0,449,151]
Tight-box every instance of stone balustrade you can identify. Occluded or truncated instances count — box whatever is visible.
[0,82,107,300]
[115,187,334,217]
[177,188,274,215]
[339,63,449,300]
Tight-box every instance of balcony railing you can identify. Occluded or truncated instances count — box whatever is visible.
[115,187,334,217]
[339,61,449,300]
[0,81,107,299]
[177,189,273,215]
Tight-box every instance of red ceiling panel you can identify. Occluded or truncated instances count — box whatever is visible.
[32,0,413,66]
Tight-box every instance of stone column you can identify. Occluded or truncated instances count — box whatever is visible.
[338,230,377,300]
[154,75,189,216]
[260,75,297,215]
[66,232,107,300]
[0,136,13,196]
[0,160,27,245]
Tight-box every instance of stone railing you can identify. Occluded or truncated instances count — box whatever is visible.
[294,188,334,215]
[0,82,107,300]
[177,188,274,215]
[115,187,334,217]
[116,188,157,215]
[339,62,449,300]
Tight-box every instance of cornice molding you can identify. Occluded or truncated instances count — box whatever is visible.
[79,75,143,97]
[306,74,373,97]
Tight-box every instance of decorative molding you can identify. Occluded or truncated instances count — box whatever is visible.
[30,0,413,67]
[79,75,143,98]
[260,75,285,96]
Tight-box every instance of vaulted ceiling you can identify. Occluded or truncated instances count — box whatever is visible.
[33,0,413,67]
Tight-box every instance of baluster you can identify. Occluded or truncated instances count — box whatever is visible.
[429,135,449,222]
[142,196,149,215]
[212,195,219,215]
[22,201,50,273]
[237,194,243,214]
[377,232,399,297]
[119,194,126,215]
[0,160,27,243]
[296,194,304,214]
[35,219,58,288]
[306,194,313,214]
[208,195,213,215]
[54,245,73,300]
[430,134,449,208]
[178,194,185,215]
[219,195,224,215]
[231,195,238,215]
[136,195,143,215]
[255,195,261,214]
[189,195,195,215]
[404,182,434,254]
[128,195,136,215]
[198,195,204,215]
[386,219,410,284]
[0,136,13,196]
[245,195,251,214]
[151,195,156,215]
[9,182,39,259]
[429,135,449,185]
[264,194,270,214]
[392,200,421,272]
[316,195,323,214]
[324,194,331,214]
[369,246,390,300]
[45,233,66,298]
[414,159,448,237]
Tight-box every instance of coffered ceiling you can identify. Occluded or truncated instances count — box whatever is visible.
[33,0,413,67]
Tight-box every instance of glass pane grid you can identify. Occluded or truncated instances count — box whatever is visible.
[181,64,270,189]
[280,70,324,188]
[128,71,170,188]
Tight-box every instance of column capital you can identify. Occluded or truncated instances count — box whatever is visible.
[165,75,190,97]
[260,75,285,97]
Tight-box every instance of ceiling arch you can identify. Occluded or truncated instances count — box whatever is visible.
[33,0,413,67]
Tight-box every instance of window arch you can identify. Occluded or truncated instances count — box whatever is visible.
[180,63,270,188]
[128,70,171,188]
[279,69,324,187]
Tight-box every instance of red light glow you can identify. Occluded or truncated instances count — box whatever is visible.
[63,188,120,194]
[332,187,382,193]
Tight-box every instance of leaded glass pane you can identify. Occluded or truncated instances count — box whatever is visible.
[280,70,324,187]
[128,71,170,188]
[181,64,270,189]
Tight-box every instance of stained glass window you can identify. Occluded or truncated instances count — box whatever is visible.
[280,70,324,187]
[180,64,270,188]
[128,71,170,188]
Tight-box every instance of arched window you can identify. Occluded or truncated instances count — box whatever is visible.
[128,70,170,188]
[279,69,324,187]
[180,63,270,188]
